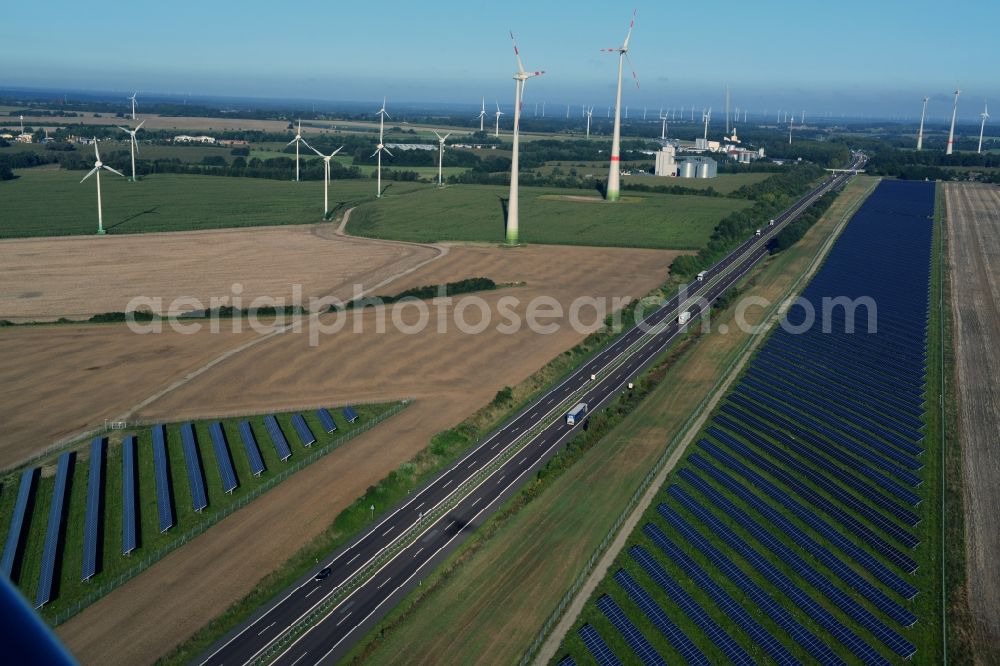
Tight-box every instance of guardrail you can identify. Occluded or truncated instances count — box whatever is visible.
[46,401,410,628]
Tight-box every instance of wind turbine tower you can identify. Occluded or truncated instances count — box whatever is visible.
[917,96,929,150]
[477,98,487,132]
[505,31,544,245]
[432,130,451,187]
[287,120,308,182]
[978,100,990,154]
[586,106,594,138]
[80,139,125,235]
[116,120,145,182]
[947,88,961,155]
[702,107,711,144]
[308,144,344,217]
[602,10,637,202]
[659,110,668,140]
[725,86,730,134]
[128,92,138,121]
[373,99,393,198]
[494,101,505,137]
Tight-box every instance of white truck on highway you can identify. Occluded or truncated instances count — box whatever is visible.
[755,228,762,237]
[678,311,692,326]
[566,402,588,426]
[696,271,707,282]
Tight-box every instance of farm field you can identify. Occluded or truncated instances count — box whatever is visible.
[349,175,882,666]
[0,169,426,238]
[347,183,750,248]
[12,242,675,665]
[945,181,1000,663]
[554,179,944,664]
[0,403,401,624]
[0,222,437,321]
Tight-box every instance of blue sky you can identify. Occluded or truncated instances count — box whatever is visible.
[2,0,995,119]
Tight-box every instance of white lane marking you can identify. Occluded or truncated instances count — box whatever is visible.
[257,621,276,636]
[414,502,424,512]
[306,587,319,598]
[491,442,501,450]
[530,412,538,418]
[472,496,482,506]
[413,547,424,558]
[289,652,308,666]
[497,475,506,484]
[442,479,453,489]
[336,612,352,627]
[468,460,477,469]
[382,525,394,537]
[346,553,360,565]
[377,577,391,590]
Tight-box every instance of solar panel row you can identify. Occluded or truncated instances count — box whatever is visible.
[316,408,338,434]
[342,406,359,423]
[1,467,37,577]
[152,425,175,533]
[122,435,138,555]
[291,414,316,447]
[180,423,209,512]
[36,451,73,608]
[239,421,266,476]
[81,437,104,581]
[209,422,239,493]
[264,415,292,461]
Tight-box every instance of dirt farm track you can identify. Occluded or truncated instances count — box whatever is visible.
[945,182,1000,663]
[0,225,677,663]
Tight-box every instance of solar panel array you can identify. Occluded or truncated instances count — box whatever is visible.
[210,422,239,493]
[81,437,105,581]
[152,424,175,533]
[578,624,622,666]
[180,423,209,512]
[36,451,73,608]
[565,180,933,664]
[1,467,37,577]
[0,406,361,606]
[122,435,138,555]
[342,406,359,423]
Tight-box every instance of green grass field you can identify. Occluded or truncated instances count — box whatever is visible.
[0,402,404,623]
[0,169,427,238]
[346,184,750,249]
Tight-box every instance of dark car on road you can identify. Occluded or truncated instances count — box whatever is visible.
[314,567,332,581]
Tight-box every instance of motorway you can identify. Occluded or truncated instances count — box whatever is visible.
[198,155,865,666]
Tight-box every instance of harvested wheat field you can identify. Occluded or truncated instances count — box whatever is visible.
[52,243,676,665]
[945,182,1000,664]
[0,223,437,320]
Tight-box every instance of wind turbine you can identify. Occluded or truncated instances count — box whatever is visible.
[978,100,990,154]
[287,120,308,181]
[432,130,451,187]
[602,9,638,202]
[308,144,344,217]
[659,109,668,140]
[128,92,138,120]
[80,139,125,235]
[917,96,929,150]
[116,120,145,182]
[373,99,392,198]
[789,117,794,144]
[505,30,545,245]
[946,88,961,155]
[476,97,487,132]
[494,101,505,137]
[702,107,711,144]
[586,106,594,138]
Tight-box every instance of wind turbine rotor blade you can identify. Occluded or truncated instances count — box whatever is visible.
[432,130,443,141]
[117,126,130,133]
[624,53,639,89]
[93,140,100,160]
[370,149,379,158]
[443,133,451,140]
[103,164,126,178]
[510,30,526,74]
[80,167,98,183]
[331,146,344,156]
[309,144,324,157]
[621,9,637,50]
[136,120,145,130]
[384,147,394,157]
[287,138,297,146]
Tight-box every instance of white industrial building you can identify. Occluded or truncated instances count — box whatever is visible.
[653,145,717,179]
[654,144,677,176]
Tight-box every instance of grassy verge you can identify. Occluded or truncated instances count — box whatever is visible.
[0,402,403,624]
[338,176,881,665]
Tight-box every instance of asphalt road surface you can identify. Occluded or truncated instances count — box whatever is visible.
[198,155,865,666]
